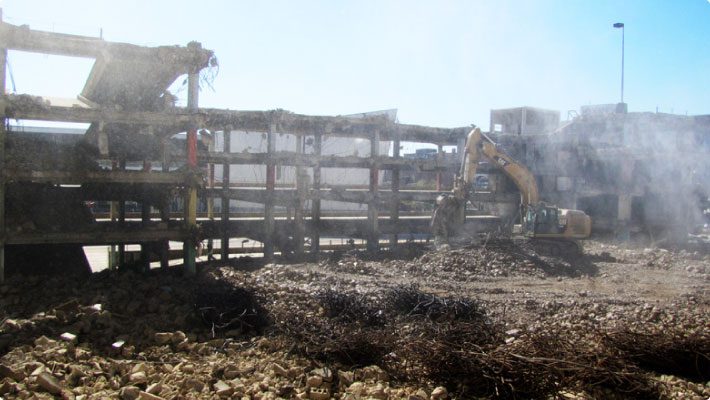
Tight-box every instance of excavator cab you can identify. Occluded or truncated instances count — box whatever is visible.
[523,204,562,236]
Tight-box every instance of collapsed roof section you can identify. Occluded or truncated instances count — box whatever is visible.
[0,20,215,112]
[80,41,215,112]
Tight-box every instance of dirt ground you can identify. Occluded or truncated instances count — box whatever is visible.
[0,239,708,399]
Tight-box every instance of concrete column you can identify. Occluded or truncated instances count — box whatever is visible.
[367,130,380,253]
[108,160,119,270]
[311,133,322,254]
[294,135,305,256]
[263,124,276,260]
[221,127,231,262]
[389,131,401,250]
[617,193,632,241]
[183,55,200,275]
[118,158,126,270]
[436,144,443,191]
[159,138,170,269]
[206,137,215,261]
[140,160,151,272]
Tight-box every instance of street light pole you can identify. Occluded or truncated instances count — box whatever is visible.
[613,22,625,104]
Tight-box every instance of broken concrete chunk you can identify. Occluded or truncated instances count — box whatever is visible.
[338,370,354,387]
[185,378,204,392]
[347,381,364,396]
[30,364,47,376]
[138,391,165,400]
[60,332,78,343]
[68,366,86,383]
[0,364,24,382]
[271,362,289,378]
[128,371,147,386]
[308,387,331,400]
[430,386,448,399]
[1,319,20,330]
[145,382,162,395]
[171,331,187,344]
[306,375,323,388]
[119,386,141,400]
[310,367,333,382]
[154,333,172,345]
[360,365,388,382]
[213,380,233,397]
[34,336,56,348]
[175,339,192,352]
[36,372,63,394]
[223,366,239,379]
[368,383,387,399]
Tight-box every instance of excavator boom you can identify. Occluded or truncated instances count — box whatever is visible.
[460,127,539,206]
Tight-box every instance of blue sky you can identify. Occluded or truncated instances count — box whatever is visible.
[2,0,709,128]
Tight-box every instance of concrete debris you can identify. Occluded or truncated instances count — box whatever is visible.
[0,241,706,399]
[36,371,62,394]
[430,386,448,399]
[145,382,162,395]
[0,364,24,382]
[119,386,140,400]
[138,391,165,400]
[153,332,172,345]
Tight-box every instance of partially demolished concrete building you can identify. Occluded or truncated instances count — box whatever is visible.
[488,107,710,240]
[0,16,475,280]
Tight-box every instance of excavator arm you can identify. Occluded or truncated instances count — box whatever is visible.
[433,127,540,246]
[460,127,539,207]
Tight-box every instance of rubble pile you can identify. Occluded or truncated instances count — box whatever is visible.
[0,241,707,399]
[374,241,598,282]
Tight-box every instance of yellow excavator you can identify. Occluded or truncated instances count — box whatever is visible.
[432,127,591,255]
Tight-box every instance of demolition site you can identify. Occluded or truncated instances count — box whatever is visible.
[0,12,708,400]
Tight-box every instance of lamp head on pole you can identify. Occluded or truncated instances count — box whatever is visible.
[613,22,624,28]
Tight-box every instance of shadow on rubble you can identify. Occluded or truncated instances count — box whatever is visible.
[275,285,671,399]
[481,240,600,277]
[540,253,600,277]
[275,285,686,399]
[0,266,270,358]
[274,285,496,367]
